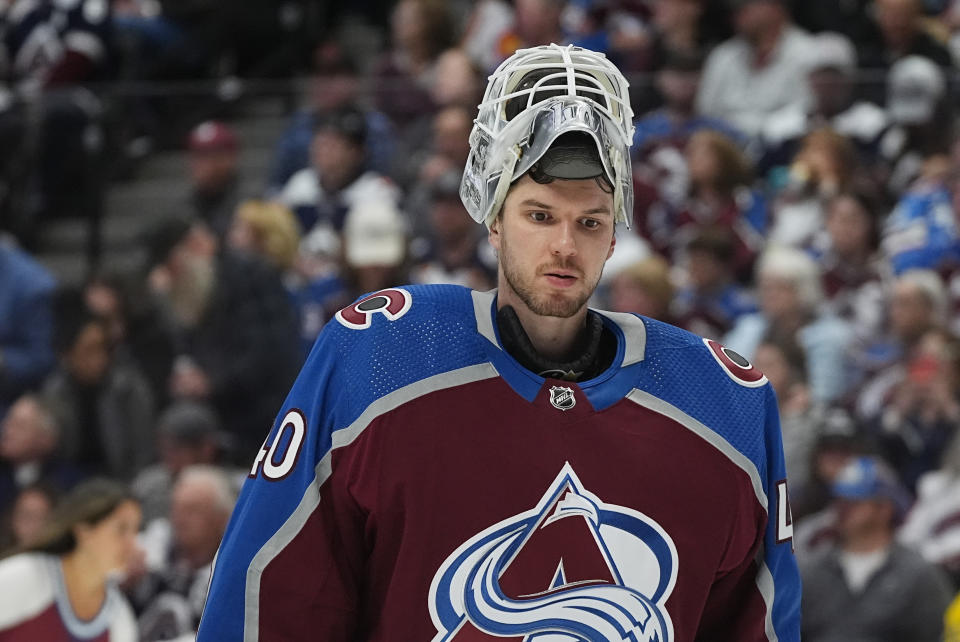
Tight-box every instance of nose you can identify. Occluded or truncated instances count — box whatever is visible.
[550,220,578,258]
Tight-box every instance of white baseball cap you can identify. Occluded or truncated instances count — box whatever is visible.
[887,55,946,125]
[343,199,407,268]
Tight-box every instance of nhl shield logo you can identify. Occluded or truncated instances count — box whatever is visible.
[549,386,576,411]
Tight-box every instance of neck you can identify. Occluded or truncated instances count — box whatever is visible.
[60,552,108,617]
[843,530,892,554]
[497,283,588,363]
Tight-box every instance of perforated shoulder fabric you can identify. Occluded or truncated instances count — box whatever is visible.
[320,284,490,424]
[630,317,772,483]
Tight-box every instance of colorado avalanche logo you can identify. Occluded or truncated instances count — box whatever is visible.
[335,288,412,330]
[429,464,678,641]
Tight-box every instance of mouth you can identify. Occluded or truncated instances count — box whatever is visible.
[542,271,579,288]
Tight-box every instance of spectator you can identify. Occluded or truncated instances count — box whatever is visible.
[227,199,302,275]
[134,466,236,642]
[371,0,455,128]
[792,409,870,530]
[724,245,856,404]
[0,482,58,553]
[769,128,861,249]
[759,32,889,179]
[460,0,516,73]
[636,129,767,282]
[268,40,395,191]
[146,217,301,461]
[409,171,496,291]
[606,254,676,323]
[814,191,887,343]
[0,0,113,238]
[880,56,953,196]
[0,237,56,416]
[183,121,247,241]
[83,270,177,405]
[800,456,952,641]
[857,269,949,419]
[632,49,742,160]
[858,0,953,75]
[0,479,140,641]
[277,107,403,236]
[0,394,82,517]
[900,430,960,586]
[883,175,959,277]
[131,401,226,525]
[871,328,960,492]
[752,336,820,501]
[672,227,757,340]
[695,0,813,136]
[41,291,155,480]
[400,104,476,233]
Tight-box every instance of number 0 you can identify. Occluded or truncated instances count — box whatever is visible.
[250,410,307,481]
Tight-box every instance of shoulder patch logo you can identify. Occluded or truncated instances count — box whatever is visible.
[335,288,412,330]
[703,338,768,388]
[549,386,576,411]
[429,463,677,641]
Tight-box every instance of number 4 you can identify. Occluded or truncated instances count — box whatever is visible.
[776,479,794,549]
[250,410,307,481]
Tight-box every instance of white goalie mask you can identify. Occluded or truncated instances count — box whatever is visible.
[460,44,635,227]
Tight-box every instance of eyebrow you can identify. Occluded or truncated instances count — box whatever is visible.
[519,199,612,217]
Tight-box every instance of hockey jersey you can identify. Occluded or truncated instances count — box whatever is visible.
[0,553,137,642]
[198,284,801,641]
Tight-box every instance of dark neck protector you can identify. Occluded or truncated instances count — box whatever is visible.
[496,305,617,382]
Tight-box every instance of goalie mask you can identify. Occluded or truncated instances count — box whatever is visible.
[460,44,635,227]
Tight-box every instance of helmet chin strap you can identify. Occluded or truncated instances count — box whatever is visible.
[496,305,615,382]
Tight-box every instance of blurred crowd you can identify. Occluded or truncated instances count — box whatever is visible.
[6,0,960,639]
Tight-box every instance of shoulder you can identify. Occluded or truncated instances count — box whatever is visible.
[297,285,492,416]
[641,316,768,390]
[278,168,318,204]
[0,553,55,629]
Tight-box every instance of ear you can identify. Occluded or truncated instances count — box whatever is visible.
[488,218,501,253]
[606,232,616,261]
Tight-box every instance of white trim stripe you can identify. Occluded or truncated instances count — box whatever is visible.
[594,310,647,366]
[243,363,500,641]
[471,289,499,347]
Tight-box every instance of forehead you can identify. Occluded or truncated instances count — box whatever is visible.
[504,175,613,213]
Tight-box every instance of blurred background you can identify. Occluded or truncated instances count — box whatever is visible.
[5,0,960,639]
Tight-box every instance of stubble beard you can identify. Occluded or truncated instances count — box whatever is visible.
[498,228,598,319]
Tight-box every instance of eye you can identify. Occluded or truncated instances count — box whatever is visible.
[581,218,601,229]
[530,211,549,222]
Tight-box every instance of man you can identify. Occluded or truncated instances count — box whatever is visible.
[135,465,238,641]
[199,44,800,640]
[277,105,402,236]
[800,456,952,641]
[759,32,888,175]
[696,0,813,137]
[146,217,302,462]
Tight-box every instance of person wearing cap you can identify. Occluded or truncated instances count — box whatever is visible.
[277,106,403,238]
[759,32,889,176]
[800,455,953,641]
[185,120,247,242]
[696,0,814,137]
[131,400,228,525]
[879,55,953,196]
[409,170,497,290]
[858,0,953,77]
[199,44,800,641]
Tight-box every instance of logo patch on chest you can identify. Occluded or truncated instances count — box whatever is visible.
[429,463,678,641]
[548,385,576,411]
